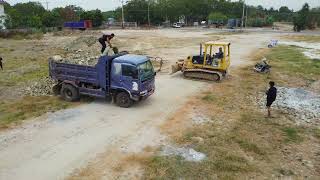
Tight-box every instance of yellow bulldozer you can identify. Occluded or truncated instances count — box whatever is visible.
[172,41,231,81]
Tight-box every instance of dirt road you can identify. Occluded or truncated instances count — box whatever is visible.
[0,29,277,180]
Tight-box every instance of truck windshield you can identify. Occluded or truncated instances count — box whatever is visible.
[138,60,154,81]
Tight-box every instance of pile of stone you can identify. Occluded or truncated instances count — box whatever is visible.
[50,36,103,65]
[51,35,120,66]
[21,36,106,96]
[258,87,320,125]
[49,54,100,66]
[54,35,102,66]
[22,77,56,96]
[161,145,206,162]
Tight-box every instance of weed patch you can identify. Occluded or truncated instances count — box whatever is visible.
[282,127,303,143]
[202,93,216,102]
[312,128,320,139]
[144,153,253,179]
[235,139,265,155]
[277,168,294,176]
[0,96,75,128]
[0,57,48,87]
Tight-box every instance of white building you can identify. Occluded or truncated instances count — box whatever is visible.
[0,0,6,29]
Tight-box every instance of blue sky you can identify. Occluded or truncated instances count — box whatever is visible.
[5,0,320,11]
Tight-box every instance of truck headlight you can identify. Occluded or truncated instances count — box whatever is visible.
[132,82,139,91]
[140,90,148,95]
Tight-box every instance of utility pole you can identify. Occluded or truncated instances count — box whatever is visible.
[241,0,245,29]
[148,0,150,27]
[120,0,125,29]
[45,1,49,10]
[245,6,248,28]
[165,0,168,22]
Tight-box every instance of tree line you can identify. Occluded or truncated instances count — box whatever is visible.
[3,2,104,29]
[293,3,320,31]
[110,0,319,29]
[2,0,320,31]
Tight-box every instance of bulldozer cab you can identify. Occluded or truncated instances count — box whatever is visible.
[171,41,231,81]
[192,41,231,71]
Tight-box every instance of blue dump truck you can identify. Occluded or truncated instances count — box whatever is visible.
[49,53,156,108]
[64,20,93,30]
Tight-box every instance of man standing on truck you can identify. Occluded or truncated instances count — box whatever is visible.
[99,33,115,55]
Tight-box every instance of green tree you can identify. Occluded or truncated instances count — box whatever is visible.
[266,16,274,26]
[308,7,320,29]
[42,11,62,27]
[103,11,116,18]
[208,12,227,21]
[293,3,310,32]
[208,12,227,25]
[80,9,104,27]
[276,6,293,22]
[4,2,45,28]
[124,0,149,25]
[51,5,83,23]
[279,6,291,13]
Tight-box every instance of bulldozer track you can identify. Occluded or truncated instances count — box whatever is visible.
[183,69,222,82]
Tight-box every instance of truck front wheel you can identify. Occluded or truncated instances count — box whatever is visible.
[61,84,80,102]
[116,92,133,108]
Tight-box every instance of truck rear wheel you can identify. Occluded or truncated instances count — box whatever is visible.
[52,84,62,96]
[116,92,133,108]
[61,84,80,102]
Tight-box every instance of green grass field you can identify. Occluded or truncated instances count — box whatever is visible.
[139,46,320,179]
[0,40,77,128]
[283,35,320,43]
[266,45,320,80]
[0,96,74,129]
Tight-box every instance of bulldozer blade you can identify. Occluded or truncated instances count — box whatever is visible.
[171,64,182,74]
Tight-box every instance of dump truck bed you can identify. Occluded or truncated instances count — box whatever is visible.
[49,60,100,86]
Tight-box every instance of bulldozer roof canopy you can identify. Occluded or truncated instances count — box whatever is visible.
[203,41,231,46]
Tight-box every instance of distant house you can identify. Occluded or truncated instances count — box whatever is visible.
[0,0,7,29]
[107,18,115,25]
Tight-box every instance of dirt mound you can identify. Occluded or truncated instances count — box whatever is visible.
[48,35,103,66]
[22,77,56,96]
[258,87,320,125]
[56,36,120,66]
[64,36,98,52]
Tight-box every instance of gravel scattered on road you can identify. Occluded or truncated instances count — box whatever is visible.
[161,145,206,162]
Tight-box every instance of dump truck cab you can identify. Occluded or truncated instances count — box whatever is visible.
[110,54,156,101]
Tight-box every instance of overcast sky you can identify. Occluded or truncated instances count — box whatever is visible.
[5,0,320,11]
